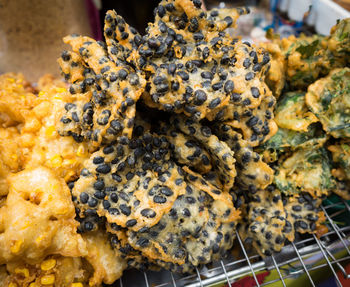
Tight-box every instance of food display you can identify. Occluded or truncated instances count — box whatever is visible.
[0,0,349,286]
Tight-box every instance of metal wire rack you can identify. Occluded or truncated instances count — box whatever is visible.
[118,198,350,287]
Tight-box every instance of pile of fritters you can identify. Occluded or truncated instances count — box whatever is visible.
[56,0,278,274]
[0,0,349,285]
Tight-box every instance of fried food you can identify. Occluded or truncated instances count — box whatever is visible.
[274,91,318,132]
[0,1,349,285]
[57,36,146,149]
[3,256,90,287]
[266,18,350,91]
[0,167,87,265]
[237,187,325,256]
[306,68,350,138]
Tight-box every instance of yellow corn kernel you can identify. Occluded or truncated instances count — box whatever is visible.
[41,259,56,271]
[10,240,23,254]
[41,274,55,285]
[38,91,46,97]
[55,87,66,93]
[76,145,86,157]
[9,283,18,287]
[29,283,39,287]
[14,268,29,277]
[10,153,18,162]
[50,155,63,167]
[17,84,23,89]
[64,170,76,182]
[53,94,62,100]
[45,126,57,137]
[7,78,15,83]
[71,283,84,287]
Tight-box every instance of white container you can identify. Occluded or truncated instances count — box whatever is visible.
[288,0,312,22]
[278,0,289,12]
[311,0,350,35]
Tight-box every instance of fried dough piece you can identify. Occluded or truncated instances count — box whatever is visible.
[0,167,87,265]
[306,68,350,138]
[0,73,36,127]
[0,127,23,197]
[83,231,127,286]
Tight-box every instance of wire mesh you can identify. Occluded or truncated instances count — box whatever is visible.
[119,200,350,287]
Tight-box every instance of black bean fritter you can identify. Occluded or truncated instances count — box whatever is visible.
[58,34,145,148]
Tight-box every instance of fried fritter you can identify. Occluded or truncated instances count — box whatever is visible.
[306,68,350,139]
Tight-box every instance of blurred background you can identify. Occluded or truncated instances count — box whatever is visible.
[0,0,349,81]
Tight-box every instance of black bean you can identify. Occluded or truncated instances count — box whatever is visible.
[136,237,149,247]
[201,71,213,80]
[153,195,166,203]
[208,98,221,109]
[141,208,156,218]
[177,71,189,81]
[243,58,251,68]
[193,32,204,41]
[253,63,262,72]
[118,69,128,80]
[251,87,260,98]
[80,192,89,204]
[224,16,233,26]
[245,72,254,81]
[193,90,207,105]
[120,204,131,216]
[93,180,105,191]
[224,80,234,94]
[96,164,111,174]
[182,208,191,217]
[212,82,223,90]
[202,47,210,59]
[126,219,137,227]
[160,187,173,196]
[292,205,302,212]
[110,193,119,203]
[88,197,98,207]
[61,51,71,61]
[246,116,259,127]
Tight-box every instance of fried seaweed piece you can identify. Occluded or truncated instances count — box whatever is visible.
[265,18,350,91]
[327,18,350,65]
[274,91,318,132]
[260,123,327,155]
[274,148,337,197]
[328,140,350,199]
[57,35,146,148]
[306,68,350,139]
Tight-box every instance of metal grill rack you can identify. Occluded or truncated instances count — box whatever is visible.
[118,198,350,287]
